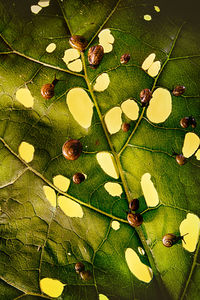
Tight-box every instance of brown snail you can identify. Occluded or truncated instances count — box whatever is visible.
[180,116,197,129]
[62,139,83,161]
[129,198,139,211]
[73,173,85,184]
[80,270,92,281]
[127,212,143,227]
[122,123,130,132]
[88,45,104,68]
[176,154,186,165]
[120,53,130,64]
[69,35,88,51]
[140,88,152,106]
[41,78,58,99]
[172,85,185,96]
[75,262,85,274]
[162,233,188,247]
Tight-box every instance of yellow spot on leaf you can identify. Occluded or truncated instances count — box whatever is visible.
[138,247,145,256]
[18,141,34,163]
[53,175,70,192]
[67,59,83,72]
[98,29,114,53]
[182,132,200,158]
[38,1,50,7]
[141,173,159,207]
[46,43,56,53]
[195,149,200,160]
[121,99,139,120]
[146,88,172,123]
[144,14,152,21]
[96,152,119,179]
[66,88,94,129]
[154,5,160,12]
[142,53,156,70]
[180,213,200,252]
[43,186,56,207]
[93,73,110,92]
[104,107,122,134]
[125,248,153,283]
[99,294,109,300]
[16,87,34,108]
[58,196,83,218]
[31,5,42,14]
[147,61,161,77]
[62,49,82,72]
[40,278,64,298]
[104,182,123,197]
[111,220,120,231]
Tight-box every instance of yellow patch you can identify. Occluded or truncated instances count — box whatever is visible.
[111,220,120,231]
[105,107,122,134]
[93,73,110,92]
[18,141,34,163]
[182,132,200,158]
[141,173,159,207]
[144,15,152,21]
[195,149,200,160]
[138,247,145,256]
[40,278,64,298]
[121,99,139,120]
[62,49,82,72]
[31,5,42,14]
[104,182,123,197]
[142,53,156,71]
[67,88,94,129]
[53,175,70,192]
[147,61,161,77]
[154,5,160,12]
[16,87,34,108]
[46,43,56,53]
[96,152,119,179]
[180,213,200,252]
[99,294,109,300]
[38,1,50,7]
[98,29,114,53]
[58,196,83,218]
[43,186,56,207]
[125,248,153,283]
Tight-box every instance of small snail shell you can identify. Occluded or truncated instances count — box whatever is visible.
[69,35,88,51]
[172,85,185,96]
[129,198,139,211]
[176,154,186,165]
[122,123,130,132]
[127,213,143,227]
[88,45,104,68]
[140,89,152,106]
[190,116,197,128]
[62,139,83,161]
[80,270,92,281]
[41,83,55,99]
[73,173,85,184]
[162,234,178,247]
[75,262,85,274]
[120,53,130,64]
[180,117,190,128]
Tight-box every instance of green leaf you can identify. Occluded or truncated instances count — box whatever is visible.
[0,0,200,299]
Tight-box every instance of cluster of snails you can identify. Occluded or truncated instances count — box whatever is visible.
[127,199,143,227]
[75,262,92,281]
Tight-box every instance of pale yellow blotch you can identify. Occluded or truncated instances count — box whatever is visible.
[18,141,34,163]
[195,149,200,160]
[98,29,114,53]
[46,43,56,53]
[179,213,200,252]
[53,175,70,192]
[125,248,153,283]
[104,107,122,134]
[62,48,80,65]
[121,99,139,120]
[104,182,123,197]
[144,14,152,21]
[141,53,156,70]
[31,5,42,14]
[141,173,159,207]
[182,132,200,158]
[38,1,50,7]
[43,186,56,207]
[16,87,34,108]
[99,294,109,300]
[66,88,93,129]
[111,220,120,231]
[96,152,119,179]
[40,278,64,298]
[147,61,161,77]
[138,247,145,256]
[93,73,110,92]
[154,5,160,12]
[58,196,83,218]
[146,88,172,123]
[67,59,83,72]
